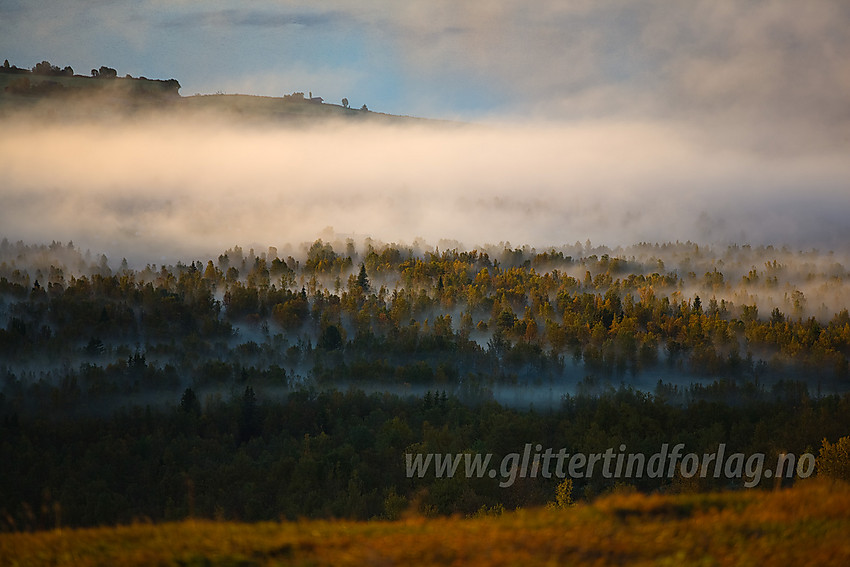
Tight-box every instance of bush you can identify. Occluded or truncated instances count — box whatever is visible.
[818,436,850,482]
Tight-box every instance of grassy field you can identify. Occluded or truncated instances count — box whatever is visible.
[176,93,429,124]
[2,480,849,566]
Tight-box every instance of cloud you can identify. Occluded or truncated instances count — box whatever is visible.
[638,1,850,151]
[160,8,345,30]
[360,1,850,150]
[0,112,847,266]
[3,1,848,151]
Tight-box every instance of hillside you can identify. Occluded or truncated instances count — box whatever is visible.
[1,481,848,566]
[0,61,428,124]
[177,92,429,125]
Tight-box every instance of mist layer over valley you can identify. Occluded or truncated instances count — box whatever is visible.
[1,112,849,266]
[2,96,850,415]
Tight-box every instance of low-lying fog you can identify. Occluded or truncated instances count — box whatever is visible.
[1,113,848,266]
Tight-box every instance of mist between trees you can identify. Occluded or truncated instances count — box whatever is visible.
[2,235,849,410]
[2,236,850,528]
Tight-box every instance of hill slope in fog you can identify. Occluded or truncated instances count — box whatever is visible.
[0,61,431,124]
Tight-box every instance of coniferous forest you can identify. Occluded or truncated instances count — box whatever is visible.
[2,237,850,530]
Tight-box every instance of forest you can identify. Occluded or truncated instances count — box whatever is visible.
[2,236,849,530]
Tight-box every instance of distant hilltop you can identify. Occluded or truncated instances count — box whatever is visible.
[1,58,181,98]
[0,58,429,124]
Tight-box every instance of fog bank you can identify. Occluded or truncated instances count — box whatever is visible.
[1,116,848,265]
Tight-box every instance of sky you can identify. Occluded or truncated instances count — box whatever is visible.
[1,1,849,261]
[1,1,848,133]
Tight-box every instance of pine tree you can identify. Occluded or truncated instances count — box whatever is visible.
[357,264,370,293]
[238,386,258,443]
[180,388,201,414]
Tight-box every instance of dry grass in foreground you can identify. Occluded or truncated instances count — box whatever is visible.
[2,480,850,566]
